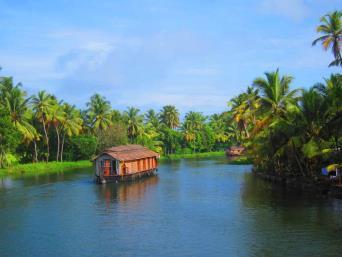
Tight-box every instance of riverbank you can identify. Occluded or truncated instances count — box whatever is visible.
[0,153,251,178]
[0,160,92,178]
[160,151,225,160]
[254,171,342,199]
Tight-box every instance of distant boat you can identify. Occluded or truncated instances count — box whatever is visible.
[93,144,160,184]
[225,146,245,156]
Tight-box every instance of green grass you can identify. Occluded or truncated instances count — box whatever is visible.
[0,160,92,178]
[160,151,225,160]
[226,156,252,165]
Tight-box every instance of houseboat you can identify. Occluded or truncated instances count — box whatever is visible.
[94,144,160,184]
[225,146,245,156]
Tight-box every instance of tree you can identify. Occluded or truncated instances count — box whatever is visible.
[0,109,20,168]
[145,109,160,128]
[123,107,143,142]
[32,91,55,162]
[252,69,299,133]
[50,101,65,161]
[96,122,128,153]
[159,105,180,129]
[86,94,112,132]
[312,10,342,67]
[182,111,206,152]
[60,104,83,162]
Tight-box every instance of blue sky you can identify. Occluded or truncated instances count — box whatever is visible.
[0,0,341,114]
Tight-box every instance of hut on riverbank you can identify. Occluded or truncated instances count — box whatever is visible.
[94,145,160,183]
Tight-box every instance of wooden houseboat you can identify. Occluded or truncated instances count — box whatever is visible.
[225,146,245,156]
[94,145,160,184]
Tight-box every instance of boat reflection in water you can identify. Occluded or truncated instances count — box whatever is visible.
[94,175,159,207]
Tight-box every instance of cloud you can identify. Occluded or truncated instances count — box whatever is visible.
[259,0,309,21]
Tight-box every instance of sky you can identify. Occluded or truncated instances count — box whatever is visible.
[0,0,341,115]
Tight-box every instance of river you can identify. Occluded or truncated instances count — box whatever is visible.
[0,157,341,257]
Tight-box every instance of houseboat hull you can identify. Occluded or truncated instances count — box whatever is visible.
[95,168,158,184]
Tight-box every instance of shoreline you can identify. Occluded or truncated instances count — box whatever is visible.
[0,153,252,178]
[253,170,342,199]
[0,160,92,178]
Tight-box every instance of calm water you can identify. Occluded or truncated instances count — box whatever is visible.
[0,157,341,257]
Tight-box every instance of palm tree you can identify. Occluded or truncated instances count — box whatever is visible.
[252,69,299,133]
[50,101,65,161]
[159,105,180,129]
[0,77,41,162]
[182,111,206,152]
[32,91,55,162]
[209,114,228,148]
[60,104,83,162]
[86,94,112,132]
[145,109,159,128]
[123,107,143,142]
[312,10,342,67]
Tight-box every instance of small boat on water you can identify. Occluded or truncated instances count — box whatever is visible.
[225,146,245,156]
[93,144,160,184]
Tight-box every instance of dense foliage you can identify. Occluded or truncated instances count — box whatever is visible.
[0,72,235,167]
[229,71,341,177]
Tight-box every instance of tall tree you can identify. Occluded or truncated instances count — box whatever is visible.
[252,69,299,133]
[123,107,143,143]
[86,94,112,132]
[182,111,206,152]
[159,105,180,129]
[145,109,160,128]
[312,10,342,67]
[60,104,83,162]
[32,91,55,162]
[50,101,65,161]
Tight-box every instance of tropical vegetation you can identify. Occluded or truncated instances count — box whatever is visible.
[0,10,341,182]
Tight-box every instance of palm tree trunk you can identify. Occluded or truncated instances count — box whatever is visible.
[60,134,65,162]
[42,119,49,162]
[33,140,38,163]
[55,126,60,162]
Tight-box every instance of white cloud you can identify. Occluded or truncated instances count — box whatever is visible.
[259,0,309,21]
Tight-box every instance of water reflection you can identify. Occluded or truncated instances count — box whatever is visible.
[95,175,159,206]
[240,172,342,257]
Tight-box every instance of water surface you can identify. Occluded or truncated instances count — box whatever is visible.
[0,157,341,257]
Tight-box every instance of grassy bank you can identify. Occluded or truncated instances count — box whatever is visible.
[226,156,252,165]
[0,160,92,177]
[160,151,225,160]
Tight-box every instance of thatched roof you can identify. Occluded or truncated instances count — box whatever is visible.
[96,144,159,161]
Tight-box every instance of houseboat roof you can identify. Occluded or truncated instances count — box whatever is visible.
[96,144,159,161]
[229,146,245,150]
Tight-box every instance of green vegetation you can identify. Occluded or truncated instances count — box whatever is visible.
[0,72,234,169]
[0,160,92,177]
[161,151,225,160]
[0,10,340,181]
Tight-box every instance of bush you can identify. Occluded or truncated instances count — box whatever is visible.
[64,135,97,161]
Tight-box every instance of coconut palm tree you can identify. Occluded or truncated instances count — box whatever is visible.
[123,107,143,143]
[86,94,112,132]
[50,101,65,161]
[159,105,180,129]
[0,79,37,143]
[60,104,83,162]
[145,109,160,128]
[32,91,55,162]
[209,114,228,148]
[312,10,342,67]
[252,69,299,132]
[182,111,206,152]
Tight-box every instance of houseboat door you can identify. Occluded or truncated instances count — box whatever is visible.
[103,159,111,176]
